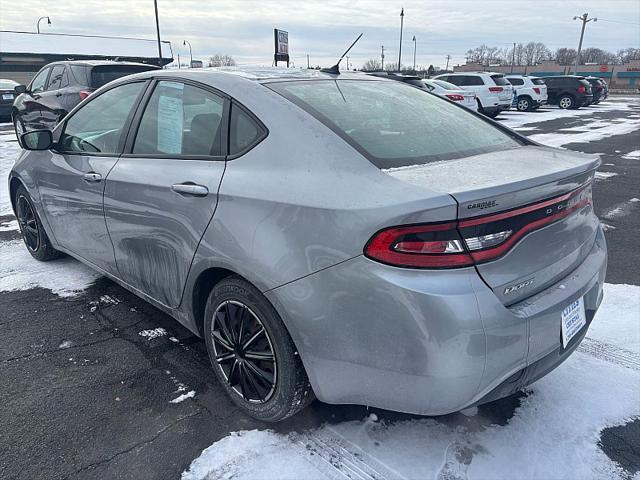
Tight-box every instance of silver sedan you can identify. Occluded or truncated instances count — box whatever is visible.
[9,68,606,421]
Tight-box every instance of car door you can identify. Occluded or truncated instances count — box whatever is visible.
[19,67,51,131]
[38,64,69,128]
[103,79,228,308]
[544,78,558,102]
[36,81,148,275]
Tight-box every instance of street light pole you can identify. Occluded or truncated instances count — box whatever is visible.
[445,54,450,71]
[183,40,193,68]
[573,13,597,75]
[153,0,163,68]
[511,42,516,73]
[398,8,404,72]
[36,16,51,34]
[412,35,416,71]
[381,45,385,70]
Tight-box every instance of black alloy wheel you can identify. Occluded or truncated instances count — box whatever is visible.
[211,300,277,403]
[16,194,39,252]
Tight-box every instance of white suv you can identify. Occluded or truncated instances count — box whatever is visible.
[433,72,513,118]
[506,75,548,111]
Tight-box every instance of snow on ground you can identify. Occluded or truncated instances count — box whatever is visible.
[182,283,640,480]
[138,327,168,340]
[170,390,196,404]
[0,131,20,216]
[622,150,640,160]
[528,115,640,148]
[0,219,18,231]
[0,239,100,297]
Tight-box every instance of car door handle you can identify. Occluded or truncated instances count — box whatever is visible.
[171,183,209,197]
[83,172,102,183]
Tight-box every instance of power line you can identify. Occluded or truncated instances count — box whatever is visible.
[597,18,640,26]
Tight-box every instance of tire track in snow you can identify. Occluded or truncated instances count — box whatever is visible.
[579,337,640,372]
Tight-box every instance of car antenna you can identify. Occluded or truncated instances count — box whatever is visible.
[321,33,363,75]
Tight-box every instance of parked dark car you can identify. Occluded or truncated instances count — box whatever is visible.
[12,60,158,140]
[0,79,20,120]
[541,75,593,109]
[585,77,608,104]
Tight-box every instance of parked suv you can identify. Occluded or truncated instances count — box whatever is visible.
[585,77,608,104]
[541,76,593,109]
[505,75,548,111]
[12,60,158,140]
[433,72,513,118]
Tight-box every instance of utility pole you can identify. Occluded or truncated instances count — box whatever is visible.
[177,53,181,69]
[346,56,349,70]
[398,8,404,72]
[573,13,597,75]
[307,54,310,69]
[511,42,516,73]
[153,0,163,67]
[412,35,416,71]
[381,45,385,70]
[445,54,451,71]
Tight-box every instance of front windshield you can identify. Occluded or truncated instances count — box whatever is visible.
[269,79,521,169]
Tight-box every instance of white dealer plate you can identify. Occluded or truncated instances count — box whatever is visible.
[2,93,13,100]
[561,297,586,347]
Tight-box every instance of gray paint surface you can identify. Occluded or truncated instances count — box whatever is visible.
[8,68,607,415]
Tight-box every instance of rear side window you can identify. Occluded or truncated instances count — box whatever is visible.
[133,81,225,157]
[465,76,484,86]
[491,75,510,86]
[59,82,145,154]
[507,78,524,86]
[91,65,156,88]
[270,80,521,169]
[70,65,89,85]
[532,78,545,85]
[47,65,67,91]
[229,104,265,156]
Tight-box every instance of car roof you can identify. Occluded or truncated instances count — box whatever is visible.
[446,71,503,76]
[45,60,158,68]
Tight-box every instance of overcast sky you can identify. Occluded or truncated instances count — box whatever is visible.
[1,0,639,69]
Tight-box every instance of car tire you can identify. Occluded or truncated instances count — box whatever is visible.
[14,184,63,261]
[516,96,532,112]
[13,113,25,147]
[558,95,574,109]
[486,110,500,119]
[203,275,314,422]
[476,99,485,115]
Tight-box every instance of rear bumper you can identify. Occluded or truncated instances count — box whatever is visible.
[267,226,607,415]
[0,103,12,117]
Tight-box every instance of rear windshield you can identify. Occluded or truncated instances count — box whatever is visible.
[0,80,18,89]
[491,75,511,86]
[90,65,156,88]
[268,80,522,169]
[531,78,545,85]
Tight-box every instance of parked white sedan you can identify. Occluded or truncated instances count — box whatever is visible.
[423,79,478,112]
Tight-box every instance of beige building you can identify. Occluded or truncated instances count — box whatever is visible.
[454,59,640,89]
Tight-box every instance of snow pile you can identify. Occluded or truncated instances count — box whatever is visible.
[622,150,640,160]
[182,283,640,480]
[0,240,100,296]
[170,390,196,404]
[0,219,18,231]
[138,327,167,340]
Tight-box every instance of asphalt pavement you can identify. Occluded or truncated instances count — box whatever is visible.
[1,97,638,480]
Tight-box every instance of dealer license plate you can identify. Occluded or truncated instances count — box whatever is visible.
[2,93,13,101]
[561,297,586,347]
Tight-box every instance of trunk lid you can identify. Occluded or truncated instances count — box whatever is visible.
[384,146,600,304]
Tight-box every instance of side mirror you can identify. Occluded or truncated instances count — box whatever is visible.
[21,130,53,151]
[14,85,27,94]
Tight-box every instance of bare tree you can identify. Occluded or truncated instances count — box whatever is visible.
[580,48,618,64]
[361,59,382,71]
[208,54,236,67]
[555,48,578,66]
[617,48,640,63]
[384,61,401,72]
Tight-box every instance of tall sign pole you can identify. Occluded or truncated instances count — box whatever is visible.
[153,0,163,67]
[398,8,404,72]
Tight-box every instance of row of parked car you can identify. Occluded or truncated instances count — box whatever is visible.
[1,60,611,138]
[372,70,609,117]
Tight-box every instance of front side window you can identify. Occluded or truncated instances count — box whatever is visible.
[59,82,144,154]
[30,68,50,93]
[133,81,225,157]
[47,65,66,91]
[270,80,522,169]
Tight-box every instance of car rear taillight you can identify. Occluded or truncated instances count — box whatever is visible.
[365,183,592,269]
[364,223,474,268]
[445,94,465,102]
[488,87,503,93]
[79,90,92,100]
[577,85,586,94]
[533,87,541,94]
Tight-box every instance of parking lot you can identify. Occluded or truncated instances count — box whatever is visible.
[1,96,639,479]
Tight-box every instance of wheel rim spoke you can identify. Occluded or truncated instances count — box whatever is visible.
[210,300,277,403]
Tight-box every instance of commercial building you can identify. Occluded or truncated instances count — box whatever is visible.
[0,31,173,84]
[454,59,640,89]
